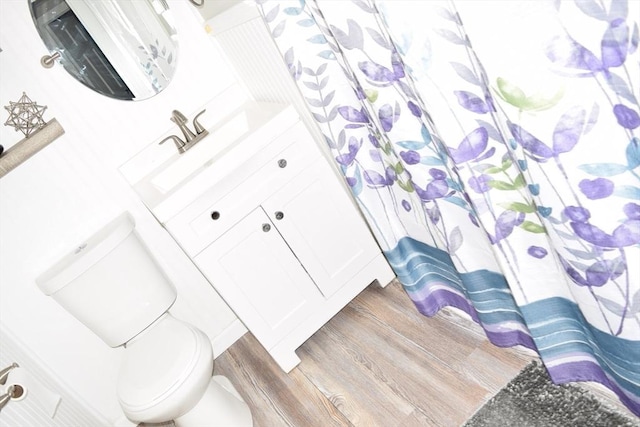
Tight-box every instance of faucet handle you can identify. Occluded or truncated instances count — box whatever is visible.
[192,109,207,135]
[170,110,189,125]
[0,363,18,385]
[159,135,186,153]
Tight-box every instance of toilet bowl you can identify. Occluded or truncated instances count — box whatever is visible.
[117,313,213,423]
[36,213,252,426]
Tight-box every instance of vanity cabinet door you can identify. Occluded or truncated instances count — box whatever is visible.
[193,208,323,350]
[263,158,380,298]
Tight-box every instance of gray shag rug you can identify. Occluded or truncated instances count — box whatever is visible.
[463,361,640,427]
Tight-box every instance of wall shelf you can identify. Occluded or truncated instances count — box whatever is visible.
[0,119,64,178]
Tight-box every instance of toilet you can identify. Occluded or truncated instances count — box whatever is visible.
[35,213,253,426]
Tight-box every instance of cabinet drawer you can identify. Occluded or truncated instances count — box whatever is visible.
[166,124,320,257]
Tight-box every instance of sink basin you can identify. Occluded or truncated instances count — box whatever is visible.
[151,111,250,193]
[119,87,297,222]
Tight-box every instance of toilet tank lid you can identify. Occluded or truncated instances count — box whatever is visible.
[36,213,135,296]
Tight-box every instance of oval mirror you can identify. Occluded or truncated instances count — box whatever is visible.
[29,0,179,101]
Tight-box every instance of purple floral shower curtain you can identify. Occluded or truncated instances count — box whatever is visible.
[255,0,640,415]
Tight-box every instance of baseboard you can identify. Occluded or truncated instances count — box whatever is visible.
[212,319,248,358]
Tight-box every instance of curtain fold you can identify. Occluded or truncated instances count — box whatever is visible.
[255,0,640,416]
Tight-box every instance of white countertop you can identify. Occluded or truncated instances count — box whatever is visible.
[119,86,298,222]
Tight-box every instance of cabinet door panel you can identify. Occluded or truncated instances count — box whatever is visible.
[264,159,380,298]
[194,209,322,349]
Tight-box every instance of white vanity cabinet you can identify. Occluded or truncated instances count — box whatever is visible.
[121,93,395,372]
[165,119,394,372]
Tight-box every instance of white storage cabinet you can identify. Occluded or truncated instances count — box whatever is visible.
[166,120,395,372]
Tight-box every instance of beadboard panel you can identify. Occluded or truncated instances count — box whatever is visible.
[208,6,327,156]
[0,326,108,427]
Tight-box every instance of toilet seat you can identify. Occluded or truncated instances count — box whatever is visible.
[117,314,213,423]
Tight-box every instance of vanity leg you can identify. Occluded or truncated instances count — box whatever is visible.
[378,278,395,288]
[270,348,302,373]
[372,253,396,288]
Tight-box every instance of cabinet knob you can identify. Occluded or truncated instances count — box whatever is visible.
[277,159,287,168]
[262,223,271,232]
[275,211,284,220]
[210,211,221,220]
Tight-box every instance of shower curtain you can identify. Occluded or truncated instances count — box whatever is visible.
[254,0,640,415]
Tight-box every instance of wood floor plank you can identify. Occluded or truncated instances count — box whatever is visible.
[320,301,489,426]
[349,282,486,368]
[298,322,416,426]
[458,340,532,392]
[398,409,441,427]
[214,333,352,427]
[214,281,544,427]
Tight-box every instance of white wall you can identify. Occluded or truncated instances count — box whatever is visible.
[0,1,243,424]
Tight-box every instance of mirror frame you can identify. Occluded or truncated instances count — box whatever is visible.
[29,0,179,101]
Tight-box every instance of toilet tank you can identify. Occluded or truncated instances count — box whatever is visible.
[36,213,177,347]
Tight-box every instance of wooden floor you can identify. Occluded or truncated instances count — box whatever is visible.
[213,280,536,426]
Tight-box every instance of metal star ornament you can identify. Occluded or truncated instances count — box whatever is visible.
[4,92,48,138]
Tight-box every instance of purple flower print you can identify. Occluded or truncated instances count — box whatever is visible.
[469,212,480,227]
[553,106,586,154]
[507,122,554,162]
[453,91,492,114]
[601,18,629,69]
[338,106,369,124]
[468,174,492,193]
[611,220,640,246]
[579,178,615,199]
[546,34,603,73]
[408,101,422,117]
[363,166,396,187]
[564,206,591,222]
[429,168,447,180]
[560,255,626,288]
[391,51,405,79]
[560,256,589,286]
[385,166,398,183]
[528,246,548,259]
[427,205,440,224]
[449,127,489,164]
[492,211,525,244]
[414,178,449,201]
[613,104,640,129]
[379,104,395,132]
[623,203,640,220]
[564,202,640,249]
[358,60,400,84]
[369,149,382,162]
[335,136,362,167]
[571,219,640,248]
[585,259,626,287]
[368,134,380,148]
[400,150,420,165]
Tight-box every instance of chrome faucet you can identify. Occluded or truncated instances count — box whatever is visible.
[159,109,209,154]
